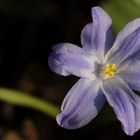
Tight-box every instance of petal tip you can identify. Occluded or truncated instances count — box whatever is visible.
[91,6,108,16]
[56,114,64,128]
[56,113,78,129]
[124,130,134,136]
[91,6,111,23]
[91,6,103,11]
[56,112,84,130]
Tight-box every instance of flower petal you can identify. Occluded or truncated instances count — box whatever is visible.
[48,43,97,79]
[118,71,140,92]
[102,77,140,136]
[57,78,106,129]
[105,18,140,67]
[81,7,114,61]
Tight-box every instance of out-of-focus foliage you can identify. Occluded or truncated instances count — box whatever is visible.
[102,0,140,33]
[0,88,59,118]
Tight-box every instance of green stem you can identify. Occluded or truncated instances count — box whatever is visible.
[0,88,59,118]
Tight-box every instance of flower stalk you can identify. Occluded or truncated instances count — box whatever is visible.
[0,88,59,118]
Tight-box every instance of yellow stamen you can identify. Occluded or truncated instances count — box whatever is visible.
[104,64,118,78]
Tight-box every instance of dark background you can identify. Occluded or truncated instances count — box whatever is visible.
[0,0,139,139]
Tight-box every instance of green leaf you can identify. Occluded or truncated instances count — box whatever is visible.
[102,0,140,33]
[0,88,59,118]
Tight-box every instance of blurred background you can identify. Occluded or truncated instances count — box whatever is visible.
[0,0,140,139]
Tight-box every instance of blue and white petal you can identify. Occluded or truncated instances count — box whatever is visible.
[102,77,140,136]
[57,78,106,129]
[81,7,114,62]
[48,43,97,79]
[105,18,140,67]
[118,71,140,92]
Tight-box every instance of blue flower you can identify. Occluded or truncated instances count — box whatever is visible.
[48,7,140,136]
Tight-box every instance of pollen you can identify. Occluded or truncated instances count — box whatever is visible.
[104,64,118,78]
